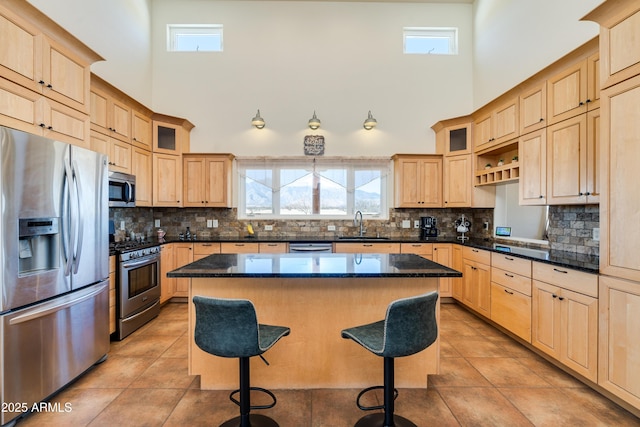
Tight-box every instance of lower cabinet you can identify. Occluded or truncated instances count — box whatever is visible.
[221,242,259,253]
[160,244,175,303]
[490,253,532,342]
[334,242,401,253]
[461,247,491,318]
[433,244,453,298]
[108,255,116,334]
[193,242,221,261]
[259,242,288,253]
[598,275,640,409]
[531,264,598,382]
[451,245,463,300]
[173,243,193,298]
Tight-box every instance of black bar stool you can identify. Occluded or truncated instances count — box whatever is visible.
[341,291,439,427]
[193,295,290,427]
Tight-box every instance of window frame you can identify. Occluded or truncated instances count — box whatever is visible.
[403,27,458,55]
[237,158,391,220]
[167,24,224,52]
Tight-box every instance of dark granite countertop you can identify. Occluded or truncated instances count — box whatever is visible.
[167,252,463,278]
[154,235,599,274]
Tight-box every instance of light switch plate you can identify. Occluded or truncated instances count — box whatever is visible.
[265,225,273,231]
[207,219,213,228]
[212,219,219,228]
[327,225,336,231]
[155,219,160,227]
[414,220,420,228]
[402,220,410,229]
[120,221,125,230]
[593,228,600,241]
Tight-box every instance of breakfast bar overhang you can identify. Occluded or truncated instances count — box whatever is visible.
[168,252,462,390]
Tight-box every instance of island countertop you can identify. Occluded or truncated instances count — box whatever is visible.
[167,252,463,278]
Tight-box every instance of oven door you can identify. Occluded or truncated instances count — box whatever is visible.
[119,254,160,318]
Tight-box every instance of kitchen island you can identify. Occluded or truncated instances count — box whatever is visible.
[168,252,461,390]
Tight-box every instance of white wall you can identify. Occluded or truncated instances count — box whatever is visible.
[150,0,474,156]
[27,0,153,107]
[472,0,602,109]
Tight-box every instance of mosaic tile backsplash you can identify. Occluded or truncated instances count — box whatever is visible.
[110,204,599,255]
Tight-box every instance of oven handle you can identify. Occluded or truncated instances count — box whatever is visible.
[121,256,159,270]
[124,300,160,322]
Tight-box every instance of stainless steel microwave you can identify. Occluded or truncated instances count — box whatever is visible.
[108,171,136,207]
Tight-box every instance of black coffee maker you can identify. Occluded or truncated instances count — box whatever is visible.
[420,216,438,240]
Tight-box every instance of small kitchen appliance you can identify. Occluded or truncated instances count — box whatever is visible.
[420,216,438,240]
[455,214,471,242]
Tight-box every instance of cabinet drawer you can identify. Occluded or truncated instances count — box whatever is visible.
[193,242,221,256]
[491,267,532,296]
[334,243,401,253]
[532,262,598,297]
[462,246,491,264]
[400,243,433,256]
[220,242,260,253]
[259,242,288,253]
[491,253,531,277]
[491,282,531,342]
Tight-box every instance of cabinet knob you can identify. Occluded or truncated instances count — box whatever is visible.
[47,126,53,130]
[38,80,45,85]
[579,192,584,196]
[552,294,558,298]
[585,192,591,196]
[579,101,584,106]
[539,195,544,198]
[46,84,53,89]
[558,297,565,301]
[586,99,591,103]
[539,118,544,122]
[39,123,46,128]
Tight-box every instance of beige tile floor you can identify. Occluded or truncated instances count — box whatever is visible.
[16,302,640,427]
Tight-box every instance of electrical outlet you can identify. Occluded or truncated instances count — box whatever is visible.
[593,228,600,241]
[120,221,125,230]
[154,219,160,227]
[483,221,489,230]
[327,225,336,231]
[402,220,411,229]
[414,220,420,229]
[265,225,273,231]
[207,219,213,228]
[212,219,219,228]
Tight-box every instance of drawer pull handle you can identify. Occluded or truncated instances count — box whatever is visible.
[202,244,213,247]
[504,289,514,295]
[472,249,479,252]
[505,256,514,261]
[553,268,568,274]
[364,244,373,247]
[504,273,514,278]
[235,244,245,246]
[267,244,278,246]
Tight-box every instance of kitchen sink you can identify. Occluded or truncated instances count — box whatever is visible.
[338,236,390,241]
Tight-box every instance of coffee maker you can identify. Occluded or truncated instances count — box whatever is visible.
[420,216,438,240]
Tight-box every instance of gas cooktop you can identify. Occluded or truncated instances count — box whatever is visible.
[110,240,159,253]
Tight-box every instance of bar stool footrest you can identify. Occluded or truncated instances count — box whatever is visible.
[356,385,398,411]
[229,387,277,410]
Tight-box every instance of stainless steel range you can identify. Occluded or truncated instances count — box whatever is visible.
[113,241,161,340]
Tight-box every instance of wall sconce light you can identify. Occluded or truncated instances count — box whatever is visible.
[308,111,321,130]
[363,111,377,130]
[251,109,265,129]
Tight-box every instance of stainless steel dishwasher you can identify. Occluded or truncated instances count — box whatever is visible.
[289,242,334,253]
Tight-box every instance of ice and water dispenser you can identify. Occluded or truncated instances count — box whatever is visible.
[18,217,60,276]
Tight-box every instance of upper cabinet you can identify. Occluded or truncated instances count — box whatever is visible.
[153,114,194,156]
[584,2,640,90]
[547,54,600,125]
[392,154,443,208]
[131,109,152,150]
[183,154,234,207]
[0,1,101,115]
[519,82,547,135]
[90,83,131,143]
[433,119,471,156]
[473,96,519,151]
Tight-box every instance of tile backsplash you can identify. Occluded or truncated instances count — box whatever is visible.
[110,204,599,256]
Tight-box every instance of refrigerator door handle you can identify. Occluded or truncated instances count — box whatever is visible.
[61,161,73,276]
[8,282,107,325]
[71,160,84,274]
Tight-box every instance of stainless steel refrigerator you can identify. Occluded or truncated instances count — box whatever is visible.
[0,126,109,426]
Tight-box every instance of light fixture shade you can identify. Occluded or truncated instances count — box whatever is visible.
[363,110,377,130]
[251,109,265,129]
[308,111,321,130]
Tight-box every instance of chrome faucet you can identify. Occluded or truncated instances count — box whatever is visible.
[354,210,364,237]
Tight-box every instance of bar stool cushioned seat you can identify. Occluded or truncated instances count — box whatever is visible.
[193,295,290,427]
[341,291,439,427]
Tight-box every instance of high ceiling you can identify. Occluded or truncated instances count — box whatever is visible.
[219,0,474,3]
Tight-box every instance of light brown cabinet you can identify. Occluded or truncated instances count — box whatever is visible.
[547,55,600,125]
[259,242,288,253]
[183,154,234,207]
[518,129,547,205]
[519,82,547,135]
[444,154,470,208]
[91,130,131,173]
[400,243,433,260]
[598,275,640,409]
[160,243,176,303]
[546,110,600,205]
[451,245,463,300]
[221,242,260,253]
[0,2,100,115]
[193,242,221,260]
[131,147,153,206]
[334,242,401,254]
[433,244,453,297]
[392,155,442,208]
[531,262,598,381]
[173,243,193,298]
[90,85,131,143]
[108,255,116,334]
[131,109,152,150]
[461,247,491,318]
[490,253,532,342]
[152,115,193,156]
[0,77,90,147]
[473,97,519,151]
[153,153,182,207]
